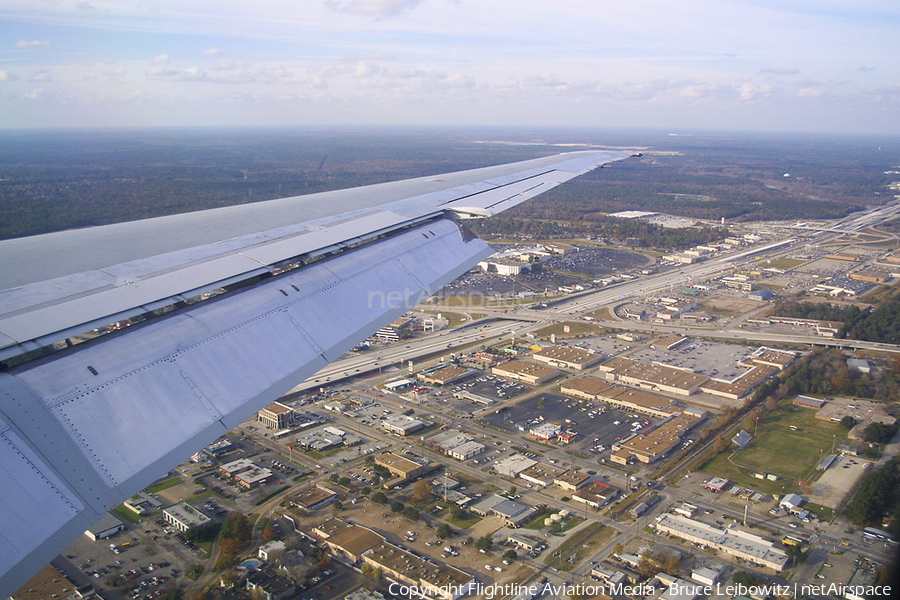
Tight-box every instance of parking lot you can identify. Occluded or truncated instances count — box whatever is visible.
[480,392,664,458]
[628,338,755,379]
[57,520,190,600]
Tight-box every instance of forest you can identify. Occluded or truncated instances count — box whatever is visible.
[773,291,900,345]
[470,215,729,250]
[1,126,897,241]
[844,454,900,533]
[752,348,900,403]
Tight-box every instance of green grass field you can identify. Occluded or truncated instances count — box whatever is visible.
[762,257,808,270]
[144,476,183,493]
[702,403,849,494]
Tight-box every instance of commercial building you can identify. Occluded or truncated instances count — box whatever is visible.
[294,485,338,511]
[478,258,532,276]
[163,503,211,533]
[84,512,125,541]
[702,477,731,492]
[203,438,234,456]
[257,401,297,429]
[491,360,562,385]
[432,432,487,461]
[447,440,485,461]
[246,568,295,600]
[597,357,709,397]
[417,364,473,386]
[610,412,701,465]
[793,395,827,409]
[374,317,414,342]
[572,482,620,508]
[700,365,778,400]
[362,542,476,600]
[561,377,674,418]
[528,422,562,441]
[258,540,287,561]
[313,518,384,563]
[218,458,274,488]
[375,453,429,482]
[507,533,544,551]
[469,495,535,527]
[653,513,789,572]
[492,454,537,478]
[746,347,797,370]
[812,276,874,297]
[691,564,726,586]
[814,398,898,440]
[531,345,603,370]
[750,315,842,337]
[554,470,591,491]
[382,415,429,436]
[779,493,805,514]
[850,269,891,283]
[518,463,566,488]
[10,565,88,600]
[590,564,630,586]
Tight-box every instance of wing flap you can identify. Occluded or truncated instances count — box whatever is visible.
[0,218,490,594]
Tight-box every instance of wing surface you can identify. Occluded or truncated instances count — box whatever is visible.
[0,148,633,594]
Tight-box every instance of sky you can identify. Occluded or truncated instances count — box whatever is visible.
[1,1,898,134]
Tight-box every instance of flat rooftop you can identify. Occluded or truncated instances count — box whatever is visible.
[533,345,601,365]
[654,513,787,569]
[600,357,710,391]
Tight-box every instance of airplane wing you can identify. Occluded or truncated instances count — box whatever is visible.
[0,148,634,594]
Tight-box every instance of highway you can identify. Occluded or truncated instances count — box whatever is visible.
[272,204,900,595]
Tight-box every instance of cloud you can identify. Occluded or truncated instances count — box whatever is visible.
[341,52,395,62]
[857,65,874,72]
[152,54,169,64]
[0,70,18,82]
[147,66,207,81]
[77,2,96,10]
[326,0,423,18]
[203,48,224,56]
[15,40,50,49]
[355,61,381,78]
[759,67,799,75]
[727,82,774,101]
[24,88,46,100]
[799,86,825,97]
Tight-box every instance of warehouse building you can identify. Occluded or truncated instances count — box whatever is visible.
[518,463,566,488]
[492,360,562,385]
[597,357,709,396]
[561,377,675,418]
[417,364,473,386]
[84,512,125,541]
[362,542,476,600]
[531,345,603,370]
[313,518,384,563]
[572,482,620,508]
[554,470,591,492]
[375,453,429,482]
[653,513,789,571]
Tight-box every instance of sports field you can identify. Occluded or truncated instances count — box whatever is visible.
[702,402,849,494]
